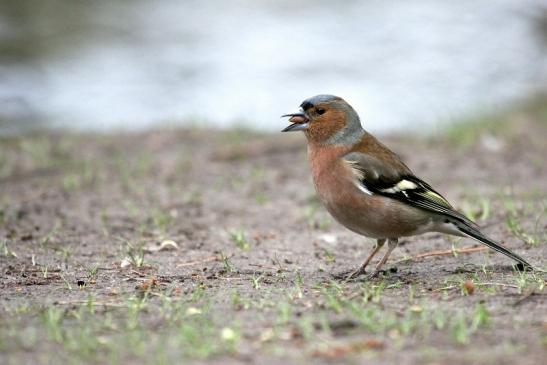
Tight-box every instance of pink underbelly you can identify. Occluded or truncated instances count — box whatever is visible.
[323,194,432,239]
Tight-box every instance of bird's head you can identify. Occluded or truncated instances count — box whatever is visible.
[281,94,364,145]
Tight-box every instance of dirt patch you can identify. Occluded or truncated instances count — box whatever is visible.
[0,104,546,364]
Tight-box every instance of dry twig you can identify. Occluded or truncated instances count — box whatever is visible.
[176,255,218,267]
[394,245,488,264]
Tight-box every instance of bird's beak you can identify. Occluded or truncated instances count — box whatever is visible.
[281,108,309,132]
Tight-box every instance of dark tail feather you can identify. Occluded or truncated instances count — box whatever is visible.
[456,222,533,270]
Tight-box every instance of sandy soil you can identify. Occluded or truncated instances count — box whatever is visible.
[0,102,546,364]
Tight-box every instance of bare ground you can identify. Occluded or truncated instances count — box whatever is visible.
[0,100,546,364]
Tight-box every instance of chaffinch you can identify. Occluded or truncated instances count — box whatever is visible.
[282,94,534,279]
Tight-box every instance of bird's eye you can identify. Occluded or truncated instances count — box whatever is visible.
[316,108,326,115]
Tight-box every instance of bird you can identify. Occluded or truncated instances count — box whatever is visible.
[281,94,534,279]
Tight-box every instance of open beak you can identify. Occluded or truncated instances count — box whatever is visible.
[281,108,309,132]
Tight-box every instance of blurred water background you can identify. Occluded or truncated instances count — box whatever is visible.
[1,0,546,135]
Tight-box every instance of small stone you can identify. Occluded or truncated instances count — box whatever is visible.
[221,327,236,341]
[185,307,202,316]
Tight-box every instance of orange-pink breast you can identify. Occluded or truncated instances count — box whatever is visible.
[307,143,431,239]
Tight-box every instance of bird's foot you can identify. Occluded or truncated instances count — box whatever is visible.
[333,266,398,282]
[345,268,366,281]
[364,270,381,281]
[365,266,398,281]
[332,267,366,281]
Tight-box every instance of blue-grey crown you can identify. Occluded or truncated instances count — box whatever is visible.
[300,94,342,110]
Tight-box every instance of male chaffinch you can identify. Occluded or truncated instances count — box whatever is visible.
[282,94,534,279]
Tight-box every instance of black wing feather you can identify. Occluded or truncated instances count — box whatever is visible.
[344,153,534,269]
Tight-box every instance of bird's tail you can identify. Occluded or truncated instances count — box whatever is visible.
[454,221,533,270]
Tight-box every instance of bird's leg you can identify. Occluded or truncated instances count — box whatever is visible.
[366,238,398,279]
[345,239,386,280]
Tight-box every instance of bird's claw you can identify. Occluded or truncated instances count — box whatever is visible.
[365,270,380,281]
[332,268,366,281]
[345,269,366,282]
[333,266,397,282]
